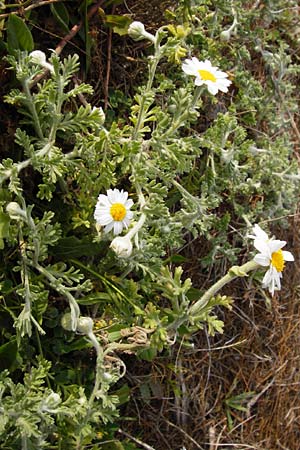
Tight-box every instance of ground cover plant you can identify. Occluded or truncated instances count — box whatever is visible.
[0,0,299,449]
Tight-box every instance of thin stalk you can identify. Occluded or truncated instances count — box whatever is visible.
[33,263,80,331]
[189,260,260,317]
[48,74,65,142]
[132,54,161,139]
[0,140,54,184]
[22,80,44,139]
[191,85,204,108]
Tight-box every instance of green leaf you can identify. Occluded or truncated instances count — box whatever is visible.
[137,347,157,361]
[114,383,130,405]
[50,3,70,33]
[7,14,34,52]
[49,236,101,258]
[77,292,111,305]
[101,442,126,450]
[0,211,10,239]
[52,336,89,354]
[104,14,132,36]
[0,339,18,371]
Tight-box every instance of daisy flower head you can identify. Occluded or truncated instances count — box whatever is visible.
[249,224,294,296]
[182,57,231,95]
[94,189,134,235]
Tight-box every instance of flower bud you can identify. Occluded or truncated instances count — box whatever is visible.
[110,236,133,258]
[76,316,94,334]
[30,50,47,65]
[6,202,27,221]
[220,29,231,41]
[128,21,155,44]
[40,391,61,413]
[103,372,113,382]
[61,312,73,331]
[91,106,105,125]
[29,50,54,74]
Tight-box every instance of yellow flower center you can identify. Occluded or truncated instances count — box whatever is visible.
[198,69,216,82]
[110,203,126,221]
[271,249,285,272]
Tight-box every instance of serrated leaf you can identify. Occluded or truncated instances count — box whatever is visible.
[7,14,34,52]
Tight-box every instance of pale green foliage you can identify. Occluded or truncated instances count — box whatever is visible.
[0,357,121,449]
[0,0,299,446]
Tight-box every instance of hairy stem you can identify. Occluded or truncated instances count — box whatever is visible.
[189,260,260,317]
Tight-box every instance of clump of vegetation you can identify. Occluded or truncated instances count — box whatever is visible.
[0,0,299,448]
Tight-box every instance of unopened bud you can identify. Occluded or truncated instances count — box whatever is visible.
[110,236,133,258]
[6,202,27,221]
[220,29,231,41]
[91,106,105,125]
[40,391,61,413]
[103,372,113,382]
[128,21,156,44]
[76,316,94,334]
[29,50,54,74]
[61,312,73,331]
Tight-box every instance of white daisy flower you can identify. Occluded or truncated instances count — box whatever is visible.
[182,57,232,95]
[94,189,134,235]
[249,224,294,295]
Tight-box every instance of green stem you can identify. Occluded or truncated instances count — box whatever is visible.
[49,75,64,141]
[189,260,260,317]
[22,80,44,140]
[126,212,146,240]
[191,85,204,108]
[0,140,55,184]
[132,54,161,139]
[33,263,80,331]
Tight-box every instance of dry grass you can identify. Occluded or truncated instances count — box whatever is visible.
[121,217,300,450]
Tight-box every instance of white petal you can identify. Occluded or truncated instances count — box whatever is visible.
[253,239,271,256]
[254,254,270,266]
[269,240,286,253]
[249,224,266,240]
[122,218,130,229]
[95,213,112,226]
[104,222,114,233]
[191,56,201,66]
[125,210,133,220]
[262,266,281,296]
[203,59,213,68]
[282,250,294,261]
[113,221,123,235]
[118,190,128,203]
[207,84,219,95]
[97,194,110,206]
[217,79,231,91]
[215,69,228,79]
[182,60,197,76]
[125,198,134,209]
[218,85,229,93]
[107,189,120,204]
[194,78,205,86]
[262,268,275,295]
[262,267,272,285]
